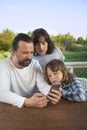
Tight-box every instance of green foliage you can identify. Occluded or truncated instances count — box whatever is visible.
[84,38,87,47]
[64,48,87,61]
[51,33,76,51]
[77,37,85,45]
[0,28,86,52]
[0,29,15,51]
[64,49,87,78]
[0,51,11,59]
[27,31,32,36]
[51,33,87,51]
[74,68,87,78]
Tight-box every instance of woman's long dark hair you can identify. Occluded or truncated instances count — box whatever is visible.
[32,28,55,55]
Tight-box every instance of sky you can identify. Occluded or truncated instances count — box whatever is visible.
[0,0,87,39]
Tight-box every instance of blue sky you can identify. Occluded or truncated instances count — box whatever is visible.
[0,0,87,39]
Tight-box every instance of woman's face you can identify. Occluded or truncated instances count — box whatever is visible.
[35,36,48,56]
[46,67,63,84]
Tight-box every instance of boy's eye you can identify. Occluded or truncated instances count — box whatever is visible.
[53,72,58,75]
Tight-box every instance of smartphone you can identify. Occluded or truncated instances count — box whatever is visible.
[51,83,62,90]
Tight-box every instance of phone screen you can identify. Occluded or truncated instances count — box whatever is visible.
[51,83,61,90]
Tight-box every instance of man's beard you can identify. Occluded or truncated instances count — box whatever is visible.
[18,59,32,67]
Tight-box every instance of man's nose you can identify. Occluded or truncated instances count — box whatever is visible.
[27,53,32,59]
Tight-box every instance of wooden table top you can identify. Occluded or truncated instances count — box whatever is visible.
[0,99,87,130]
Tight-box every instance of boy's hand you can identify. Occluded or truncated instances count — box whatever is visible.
[47,88,62,104]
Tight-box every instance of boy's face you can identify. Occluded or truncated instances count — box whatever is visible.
[47,67,63,84]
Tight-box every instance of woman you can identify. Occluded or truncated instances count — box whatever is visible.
[32,28,65,70]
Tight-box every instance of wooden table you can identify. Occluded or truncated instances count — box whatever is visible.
[0,99,87,130]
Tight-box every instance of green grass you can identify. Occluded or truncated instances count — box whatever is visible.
[63,50,87,78]
[64,51,87,62]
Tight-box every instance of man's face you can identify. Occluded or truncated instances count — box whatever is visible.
[13,41,34,68]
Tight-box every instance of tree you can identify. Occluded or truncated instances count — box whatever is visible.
[51,33,76,50]
[77,37,85,45]
[0,29,15,51]
[84,38,87,47]
[27,31,32,36]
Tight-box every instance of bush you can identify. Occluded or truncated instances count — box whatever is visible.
[0,51,11,60]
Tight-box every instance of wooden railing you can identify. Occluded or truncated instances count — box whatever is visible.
[65,61,87,73]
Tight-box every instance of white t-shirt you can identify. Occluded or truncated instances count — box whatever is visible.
[0,57,51,108]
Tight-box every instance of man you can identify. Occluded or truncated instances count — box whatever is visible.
[0,33,61,108]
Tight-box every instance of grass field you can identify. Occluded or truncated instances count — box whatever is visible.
[63,49,87,78]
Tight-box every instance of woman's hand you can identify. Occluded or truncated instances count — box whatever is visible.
[47,88,62,104]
